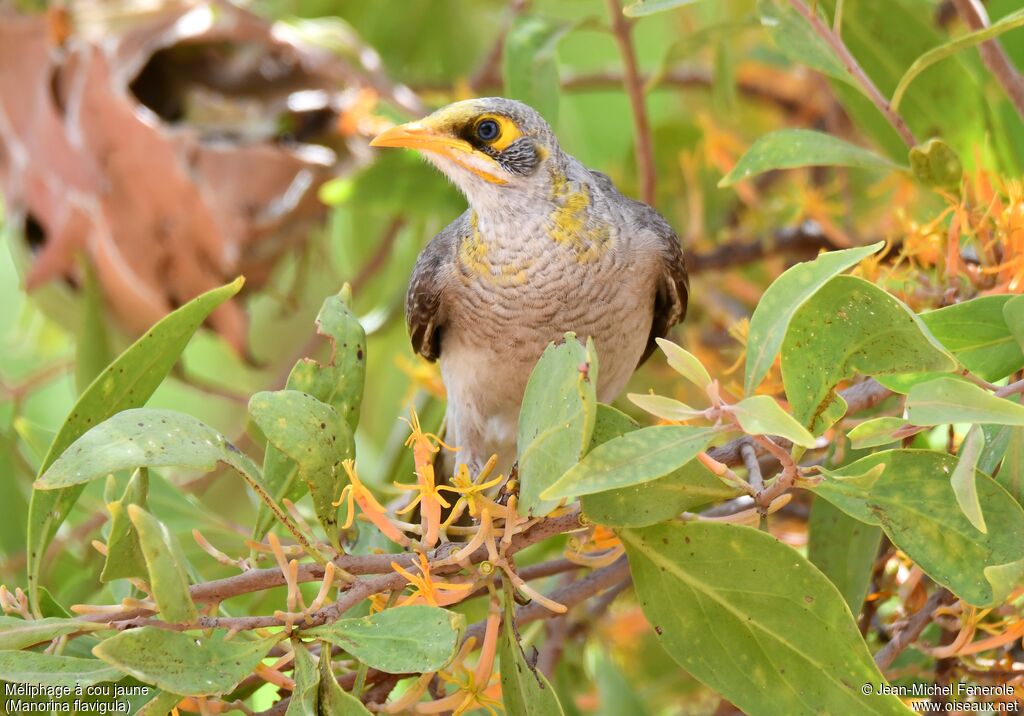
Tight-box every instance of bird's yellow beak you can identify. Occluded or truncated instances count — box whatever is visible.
[370,121,508,185]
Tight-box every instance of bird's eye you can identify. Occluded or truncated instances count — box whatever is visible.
[476,119,501,142]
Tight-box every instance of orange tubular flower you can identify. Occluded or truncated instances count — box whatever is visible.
[334,460,410,547]
[438,457,504,524]
[401,408,459,547]
[417,602,504,715]
[391,552,474,608]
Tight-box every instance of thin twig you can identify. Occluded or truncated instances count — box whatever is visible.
[951,0,1024,119]
[787,0,918,148]
[605,0,656,205]
[874,588,955,670]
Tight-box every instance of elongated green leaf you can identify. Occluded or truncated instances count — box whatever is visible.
[27,277,243,612]
[249,390,348,544]
[500,592,565,715]
[848,417,906,449]
[256,288,365,541]
[128,504,197,623]
[816,450,1024,606]
[782,276,955,434]
[542,425,715,500]
[719,130,900,187]
[623,0,705,17]
[317,643,372,714]
[75,262,112,395]
[1005,294,1024,352]
[0,616,105,650]
[0,651,122,686]
[892,7,1024,111]
[744,242,884,396]
[35,409,259,490]
[879,294,1024,391]
[808,497,882,612]
[503,15,570,125]
[286,641,319,716]
[581,406,738,526]
[518,336,598,515]
[627,393,704,421]
[951,426,987,534]
[729,395,817,447]
[622,522,909,715]
[301,605,463,674]
[758,0,851,84]
[906,377,1024,426]
[101,467,149,582]
[93,628,279,695]
[997,426,1023,505]
[654,338,711,388]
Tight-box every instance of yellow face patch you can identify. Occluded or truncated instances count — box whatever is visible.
[474,114,522,151]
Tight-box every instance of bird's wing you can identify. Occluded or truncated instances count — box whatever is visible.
[632,203,690,366]
[405,212,466,362]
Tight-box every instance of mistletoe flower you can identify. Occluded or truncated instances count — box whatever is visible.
[417,603,503,715]
[333,460,411,547]
[391,551,474,608]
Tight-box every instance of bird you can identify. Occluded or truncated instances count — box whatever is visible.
[370,97,688,480]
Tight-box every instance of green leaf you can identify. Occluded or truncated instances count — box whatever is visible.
[951,426,987,534]
[581,406,738,527]
[1005,294,1024,352]
[782,276,956,434]
[500,592,565,715]
[503,15,570,125]
[729,395,817,447]
[0,651,122,686]
[744,242,884,396]
[128,504,197,623]
[621,522,909,716]
[249,390,348,544]
[75,262,112,395]
[909,139,963,191]
[317,643,372,714]
[983,559,1024,605]
[286,641,319,716]
[137,691,185,716]
[300,605,463,674]
[627,393,705,421]
[93,628,279,696]
[906,377,1024,426]
[847,417,906,449]
[996,426,1023,505]
[623,0,705,18]
[101,467,149,582]
[35,409,260,490]
[27,277,243,613]
[0,616,105,650]
[654,338,711,388]
[518,336,598,515]
[719,130,901,187]
[878,294,1024,391]
[816,450,1024,606]
[808,497,882,612]
[542,425,715,500]
[892,7,1024,111]
[758,0,851,84]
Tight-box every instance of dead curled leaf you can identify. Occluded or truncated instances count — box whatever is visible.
[0,0,381,355]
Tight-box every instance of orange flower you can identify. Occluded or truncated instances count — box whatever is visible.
[391,552,474,608]
[333,460,410,547]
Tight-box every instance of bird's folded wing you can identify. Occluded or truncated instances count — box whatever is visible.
[405,212,467,362]
[641,211,690,366]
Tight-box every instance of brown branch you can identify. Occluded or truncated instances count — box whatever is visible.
[463,556,631,644]
[787,0,917,148]
[87,509,586,630]
[605,0,656,205]
[685,221,840,274]
[874,588,955,670]
[951,0,1024,119]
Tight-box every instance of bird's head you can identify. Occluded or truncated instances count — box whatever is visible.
[370,98,563,205]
